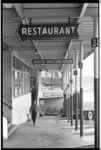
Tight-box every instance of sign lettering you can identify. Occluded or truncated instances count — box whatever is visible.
[16,23,79,41]
[32,59,73,64]
[91,38,98,48]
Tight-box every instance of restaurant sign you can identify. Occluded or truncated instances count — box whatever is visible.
[32,59,73,64]
[16,23,79,41]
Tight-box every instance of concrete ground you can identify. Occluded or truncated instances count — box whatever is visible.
[3,115,94,148]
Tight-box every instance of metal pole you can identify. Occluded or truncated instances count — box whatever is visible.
[70,64,73,126]
[51,71,53,90]
[62,71,63,90]
[64,68,67,117]
[68,64,70,122]
[80,41,83,136]
[75,50,78,130]
[63,69,66,115]
[98,4,101,148]
[94,17,99,148]
[66,67,68,119]
[63,70,65,91]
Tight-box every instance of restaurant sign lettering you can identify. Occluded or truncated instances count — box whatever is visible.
[16,23,79,41]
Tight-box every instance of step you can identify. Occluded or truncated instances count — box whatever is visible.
[8,124,19,137]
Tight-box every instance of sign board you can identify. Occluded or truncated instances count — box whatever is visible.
[78,62,83,68]
[43,92,63,97]
[67,84,69,88]
[74,70,78,75]
[91,38,98,48]
[32,59,73,64]
[16,23,79,41]
[70,79,73,84]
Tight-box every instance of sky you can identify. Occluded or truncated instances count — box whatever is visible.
[83,53,94,77]
[78,52,94,77]
[41,52,94,78]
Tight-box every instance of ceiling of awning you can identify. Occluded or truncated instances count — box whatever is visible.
[3,3,98,71]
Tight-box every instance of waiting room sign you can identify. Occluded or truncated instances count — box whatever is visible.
[32,59,73,64]
[16,22,79,41]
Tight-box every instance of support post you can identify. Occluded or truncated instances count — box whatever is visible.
[66,67,68,119]
[94,17,100,148]
[75,50,78,130]
[80,41,83,137]
[63,69,66,116]
[65,68,67,117]
[98,4,101,147]
[68,64,70,122]
[51,71,53,90]
[62,71,63,90]
[70,64,73,126]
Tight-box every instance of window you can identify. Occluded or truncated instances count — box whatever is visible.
[15,71,18,96]
[12,56,31,97]
[21,73,23,94]
[28,75,30,92]
[13,71,15,96]
[18,73,22,95]
[24,74,28,94]
[41,70,62,90]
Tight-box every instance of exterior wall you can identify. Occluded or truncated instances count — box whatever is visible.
[3,50,12,121]
[3,49,37,124]
[40,97,64,114]
[12,93,31,125]
[44,98,63,109]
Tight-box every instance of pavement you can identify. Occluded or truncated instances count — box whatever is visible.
[3,115,94,148]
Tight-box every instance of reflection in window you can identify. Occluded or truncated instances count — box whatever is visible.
[15,71,18,96]
[24,74,27,93]
[18,73,22,95]
[13,56,31,97]
[28,76,30,92]
[13,71,15,96]
[21,73,23,95]
[25,75,28,93]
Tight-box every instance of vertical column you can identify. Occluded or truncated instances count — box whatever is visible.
[80,41,83,136]
[64,68,67,117]
[94,17,99,148]
[99,3,101,148]
[62,71,63,90]
[65,68,67,87]
[37,70,41,106]
[62,69,65,91]
[63,69,66,116]
[66,66,68,119]
[51,71,53,90]
[68,64,70,122]
[75,50,78,130]
[70,64,73,126]
[62,70,64,114]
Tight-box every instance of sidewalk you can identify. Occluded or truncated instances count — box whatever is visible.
[3,115,94,148]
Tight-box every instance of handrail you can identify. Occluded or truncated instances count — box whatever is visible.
[3,102,13,109]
